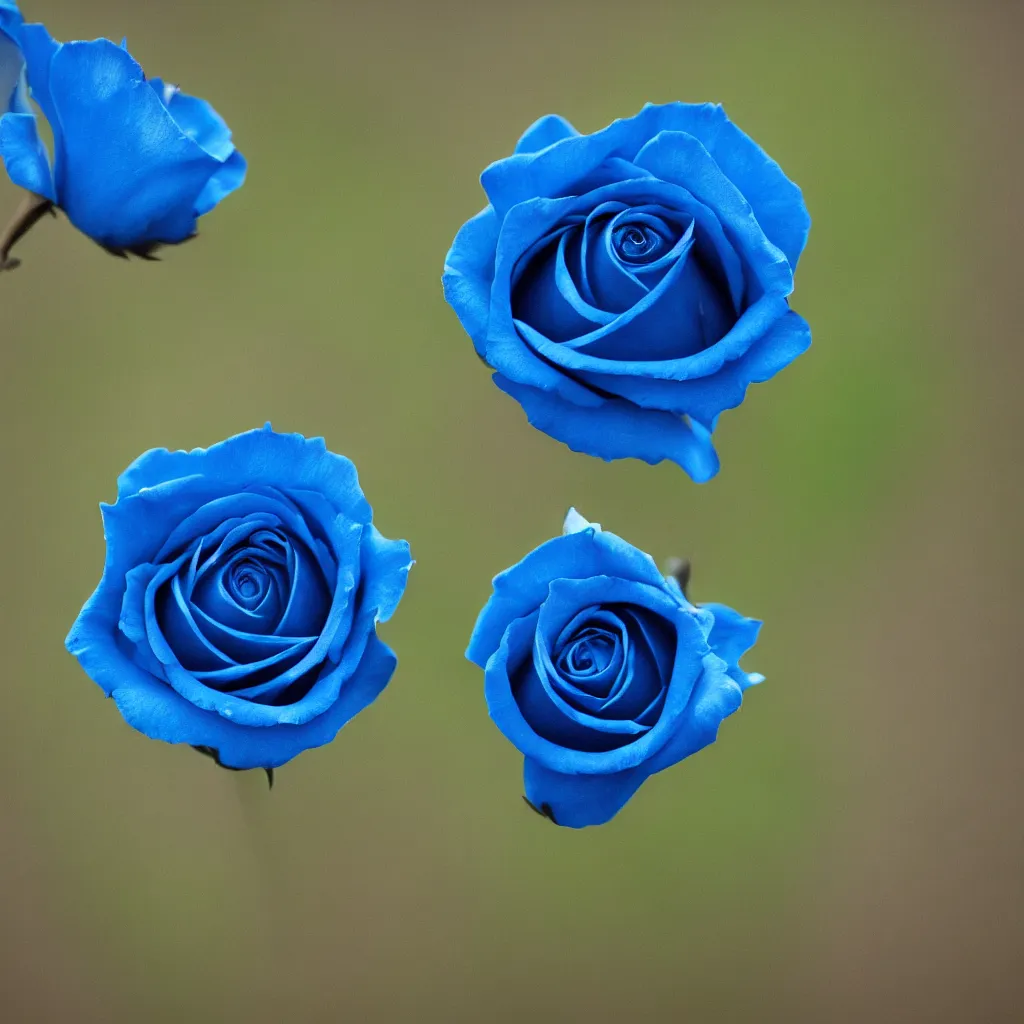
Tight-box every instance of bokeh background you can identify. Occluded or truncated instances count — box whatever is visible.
[2,1,1022,1021]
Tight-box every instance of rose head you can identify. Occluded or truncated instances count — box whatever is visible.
[66,426,413,770]
[0,2,28,115]
[444,103,811,481]
[467,509,762,828]
[0,22,245,255]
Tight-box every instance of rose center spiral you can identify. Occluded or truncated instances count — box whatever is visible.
[227,559,270,607]
[612,223,665,264]
[564,633,614,677]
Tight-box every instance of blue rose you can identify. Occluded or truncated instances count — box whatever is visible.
[443,103,811,481]
[0,2,28,115]
[466,509,762,827]
[0,21,245,257]
[65,426,413,772]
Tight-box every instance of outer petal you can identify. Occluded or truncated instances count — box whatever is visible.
[483,102,809,269]
[151,80,245,216]
[46,39,220,247]
[354,525,413,627]
[152,80,235,159]
[194,149,246,217]
[494,375,720,482]
[648,102,810,269]
[269,524,412,726]
[108,634,398,770]
[514,114,579,155]
[632,130,793,297]
[643,653,744,774]
[0,3,30,116]
[583,309,811,427]
[442,206,500,352]
[467,523,670,667]
[523,757,648,828]
[16,22,59,129]
[0,111,54,199]
[702,602,764,689]
[481,104,681,217]
[117,425,372,526]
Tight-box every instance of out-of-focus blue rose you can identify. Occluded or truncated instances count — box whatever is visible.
[0,1,28,116]
[0,22,245,255]
[444,103,811,481]
[466,509,762,827]
[66,426,413,771]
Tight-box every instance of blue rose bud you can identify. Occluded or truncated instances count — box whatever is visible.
[467,509,762,827]
[444,103,811,481]
[0,2,28,116]
[65,426,413,772]
[0,20,245,258]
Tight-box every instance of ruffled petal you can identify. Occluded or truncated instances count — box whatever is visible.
[481,104,682,217]
[514,113,579,155]
[117,425,372,526]
[481,103,809,271]
[701,602,764,689]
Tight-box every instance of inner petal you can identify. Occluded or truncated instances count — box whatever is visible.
[511,219,609,342]
[579,203,648,313]
[598,606,675,719]
[552,608,628,701]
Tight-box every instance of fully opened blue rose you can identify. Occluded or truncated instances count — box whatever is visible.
[65,426,413,772]
[0,19,245,258]
[444,103,811,481]
[467,509,762,827]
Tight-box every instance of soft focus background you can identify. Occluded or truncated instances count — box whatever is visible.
[2,1,1022,1021]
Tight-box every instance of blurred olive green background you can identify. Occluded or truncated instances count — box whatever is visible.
[2,1,1022,1021]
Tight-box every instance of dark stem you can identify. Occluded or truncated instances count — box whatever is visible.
[665,557,692,598]
[0,192,55,272]
[522,795,558,824]
[192,744,274,789]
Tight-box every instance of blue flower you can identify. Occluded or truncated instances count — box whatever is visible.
[444,103,811,481]
[466,509,761,827]
[0,22,245,255]
[0,2,29,115]
[65,426,413,771]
